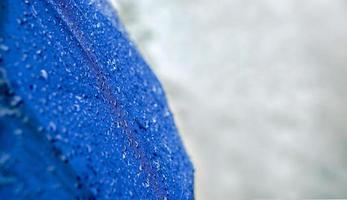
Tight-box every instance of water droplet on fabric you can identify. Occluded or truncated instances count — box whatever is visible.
[0,44,9,52]
[40,69,48,80]
[48,121,56,131]
[10,96,22,107]
[14,129,23,135]
[142,178,150,188]
[74,104,80,111]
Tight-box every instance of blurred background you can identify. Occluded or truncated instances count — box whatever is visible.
[111,0,347,199]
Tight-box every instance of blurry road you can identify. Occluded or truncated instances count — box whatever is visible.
[112,0,347,199]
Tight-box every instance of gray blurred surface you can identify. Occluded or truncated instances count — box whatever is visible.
[112,0,347,199]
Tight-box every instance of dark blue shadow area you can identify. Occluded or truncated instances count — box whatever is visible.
[0,0,194,199]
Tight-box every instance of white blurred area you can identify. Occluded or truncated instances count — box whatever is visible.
[111,0,347,199]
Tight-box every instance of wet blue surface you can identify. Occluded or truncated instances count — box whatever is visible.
[0,0,194,199]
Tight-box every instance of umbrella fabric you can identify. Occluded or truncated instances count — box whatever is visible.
[0,0,194,199]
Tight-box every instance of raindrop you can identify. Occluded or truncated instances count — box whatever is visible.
[14,129,23,135]
[163,109,170,117]
[73,104,80,111]
[75,95,82,101]
[152,85,157,93]
[59,154,68,163]
[48,121,56,131]
[153,160,160,170]
[22,53,28,61]
[37,126,44,132]
[55,134,63,141]
[10,96,22,107]
[86,144,92,153]
[144,121,150,129]
[0,44,9,52]
[36,49,42,55]
[61,127,67,133]
[142,178,150,188]
[116,121,120,128]
[152,117,157,123]
[128,50,132,57]
[40,69,48,80]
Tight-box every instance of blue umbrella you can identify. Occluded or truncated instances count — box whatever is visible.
[0,0,194,199]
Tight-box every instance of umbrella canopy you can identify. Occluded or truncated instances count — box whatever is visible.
[0,0,194,199]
